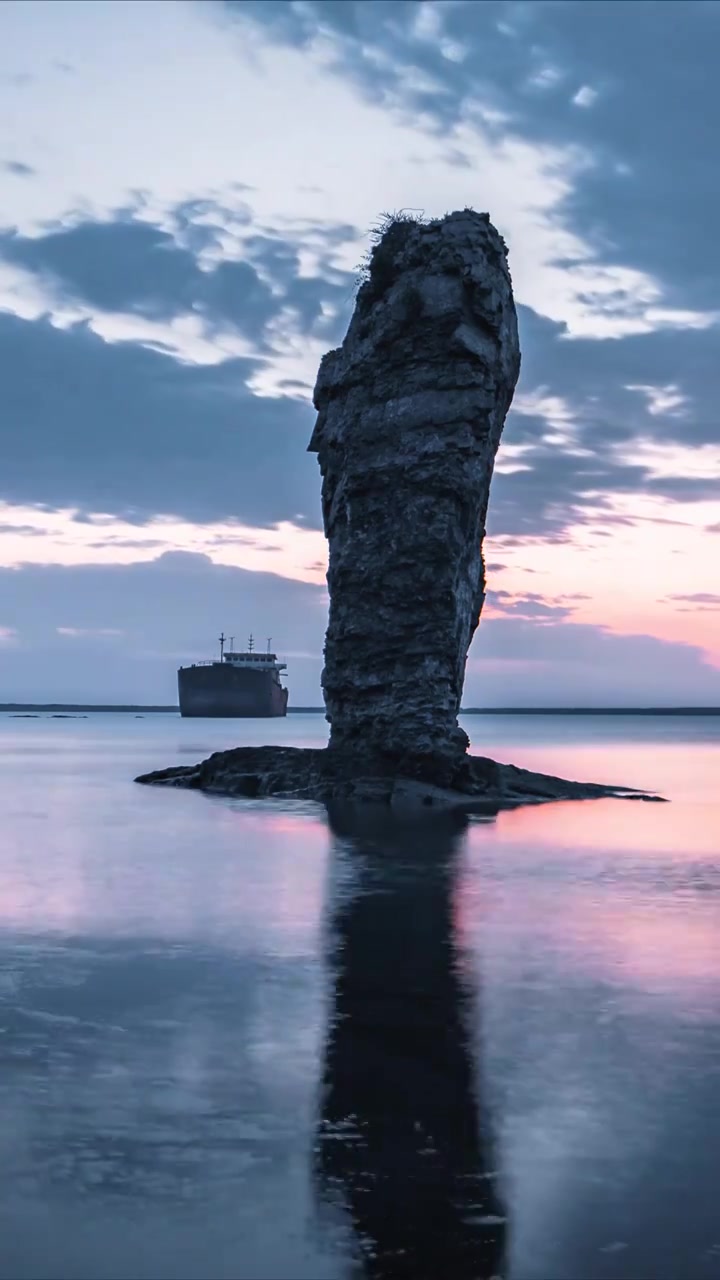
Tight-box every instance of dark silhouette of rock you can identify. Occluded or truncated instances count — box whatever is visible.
[136,211,659,810]
[135,743,657,811]
[315,808,507,1278]
[310,210,520,766]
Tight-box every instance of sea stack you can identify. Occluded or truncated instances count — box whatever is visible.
[136,211,657,810]
[310,211,520,767]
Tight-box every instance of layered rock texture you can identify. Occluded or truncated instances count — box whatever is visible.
[310,210,520,765]
[137,210,659,812]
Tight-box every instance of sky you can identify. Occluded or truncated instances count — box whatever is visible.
[0,0,718,706]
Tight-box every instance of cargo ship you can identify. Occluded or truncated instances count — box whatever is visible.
[178,634,288,718]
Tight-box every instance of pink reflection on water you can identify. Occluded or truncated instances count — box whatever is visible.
[562,895,720,997]
[478,738,717,806]
[0,793,331,953]
[493,793,719,857]
[459,745,720,1009]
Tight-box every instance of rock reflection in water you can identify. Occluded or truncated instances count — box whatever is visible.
[316,808,505,1280]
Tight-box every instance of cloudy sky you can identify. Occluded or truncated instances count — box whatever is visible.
[0,0,718,705]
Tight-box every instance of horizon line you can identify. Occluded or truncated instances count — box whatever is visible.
[1,703,720,716]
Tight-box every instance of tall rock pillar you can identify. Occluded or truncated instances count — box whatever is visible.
[309,210,520,765]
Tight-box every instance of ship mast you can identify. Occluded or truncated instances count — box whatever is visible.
[267,637,272,654]
[219,632,226,661]
[248,634,254,653]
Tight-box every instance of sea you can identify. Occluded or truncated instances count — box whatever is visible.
[0,711,718,1280]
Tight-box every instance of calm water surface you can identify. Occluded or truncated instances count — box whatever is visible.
[0,713,718,1279]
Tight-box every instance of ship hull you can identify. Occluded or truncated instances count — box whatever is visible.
[178,664,288,718]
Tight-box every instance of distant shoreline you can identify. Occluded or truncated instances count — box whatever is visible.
[1,704,719,716]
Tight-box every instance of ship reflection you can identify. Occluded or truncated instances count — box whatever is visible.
[316,807,506,1280]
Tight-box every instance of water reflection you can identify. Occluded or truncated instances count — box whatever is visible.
[316,807,505,1280]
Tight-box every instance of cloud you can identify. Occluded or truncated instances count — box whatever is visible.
[0,552,717,706]
[0,207,356,355]
[222,0,720,329]
[0,307,704,553]
[668,593,720,607]
[486,588,598,621]
[527,66,564,92]
[515,304,719,446]
[0,554,326,702]
[625,383,688,417]
[0,308,321,527]
[488,438,709,544]
[1,217,272,334]
[468,615,720,706]
[571,85,598,109]
[497,600,575,620]
[2,160,35,177]
[488,307,720,538]
[1,225,716,546]
[56,626,124,637]
[0,4,717,561]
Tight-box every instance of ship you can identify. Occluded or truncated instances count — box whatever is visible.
[178,634,288,718]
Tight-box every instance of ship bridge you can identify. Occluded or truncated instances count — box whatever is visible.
[221,634,286,672]
[223,650,287,671]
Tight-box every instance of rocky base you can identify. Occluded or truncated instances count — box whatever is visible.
[135,746,663,815]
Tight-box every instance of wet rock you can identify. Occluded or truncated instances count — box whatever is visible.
[135,745,661,812]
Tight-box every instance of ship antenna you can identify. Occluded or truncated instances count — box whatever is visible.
[219,632,225,661]
[229,635,234,653]
[248,633,254,653]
